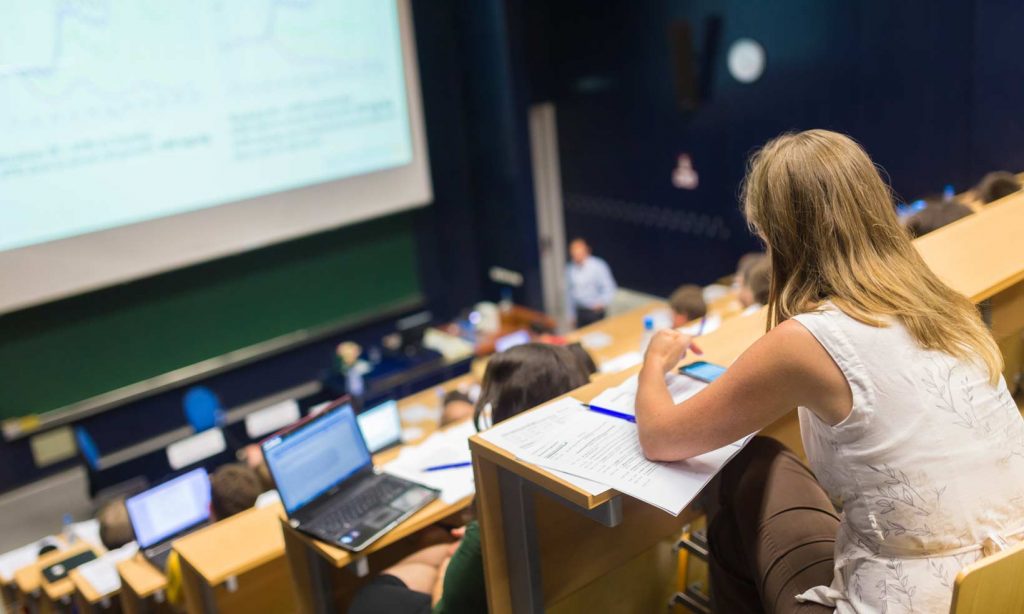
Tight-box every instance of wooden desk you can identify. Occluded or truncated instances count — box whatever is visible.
[14,543,99,614]
[116,556,170,614]
[70,565,120,613]
[173,503,295,614]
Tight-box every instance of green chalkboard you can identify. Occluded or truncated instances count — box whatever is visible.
[0,213,422,419]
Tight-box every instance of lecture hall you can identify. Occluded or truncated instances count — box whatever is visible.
[2,2,1023,613]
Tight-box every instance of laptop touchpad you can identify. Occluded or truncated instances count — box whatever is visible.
[391,486,434,512]
[364,507,402,529]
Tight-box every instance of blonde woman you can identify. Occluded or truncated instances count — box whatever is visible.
[636,130,1024,613]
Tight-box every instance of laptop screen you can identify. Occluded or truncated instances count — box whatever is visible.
[126,468,211,549]
[356,400,403,453]
[262,403,372,514]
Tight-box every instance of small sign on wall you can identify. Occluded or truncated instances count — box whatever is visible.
[30,426,77,468]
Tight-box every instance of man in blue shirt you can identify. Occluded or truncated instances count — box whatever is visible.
[566,238,617,327]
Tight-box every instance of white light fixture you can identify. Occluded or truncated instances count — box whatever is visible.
[727,38,766,84]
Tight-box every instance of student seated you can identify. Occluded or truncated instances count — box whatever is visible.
[904,197,973,237]
[974,170,1021,204]
[440,390,475,426]
[738,257,770,314]
[732,251,765,290]
[636,130,1024,613]
[97,497,135,550]
[165,463,264,607]
[348,344,590,614]
[566,341,599,377]
[668,284,707,328]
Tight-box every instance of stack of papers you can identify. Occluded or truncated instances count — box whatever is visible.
[383,420,478,504]
[77,542,139,596]
[0,537,63,583]
[70,519,103,549]
[478,396,751,515]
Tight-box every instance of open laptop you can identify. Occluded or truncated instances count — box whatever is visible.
[356,399,403,453]
[125,468,211,570]
[261,400,437,551]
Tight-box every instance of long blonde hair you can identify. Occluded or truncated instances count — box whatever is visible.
[742,129,1002,384]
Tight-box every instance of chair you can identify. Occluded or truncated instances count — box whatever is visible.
[182,386,224,432]
[74,426,100,470]
[949,539,1024,613]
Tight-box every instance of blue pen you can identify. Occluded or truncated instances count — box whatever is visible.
[423,461,473,472]
[582,403,636,423]
[696,315,707,336]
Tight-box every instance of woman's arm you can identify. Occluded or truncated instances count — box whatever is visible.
[636,321,851,461]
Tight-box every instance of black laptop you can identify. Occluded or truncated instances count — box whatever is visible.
[261,399,437,551]
[125,467,212,570]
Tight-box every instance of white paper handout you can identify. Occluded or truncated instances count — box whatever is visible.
[75,542,138,596]
[0,537,63,583]
[383,419,477,504]
[598,351,643,374]
[476,398,610,496]
[589,371,707,417]
[579,331,613,349]
[478,396,751,515]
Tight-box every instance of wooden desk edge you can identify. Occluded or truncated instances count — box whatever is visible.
[116,557,166,598]
[68,568,115,604]
[176,545,282,588]
[469,435,615,510]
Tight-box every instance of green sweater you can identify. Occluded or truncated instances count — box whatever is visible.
[433,521,486,613]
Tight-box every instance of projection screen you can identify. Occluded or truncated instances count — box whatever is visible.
[0,0,431,314]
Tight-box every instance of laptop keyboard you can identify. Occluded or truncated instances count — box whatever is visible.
[321,477,407,533]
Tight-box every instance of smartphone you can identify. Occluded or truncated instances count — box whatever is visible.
[679,360,726,383]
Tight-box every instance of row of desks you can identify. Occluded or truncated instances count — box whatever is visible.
[2,299,668,614]
[469,189,1024,613]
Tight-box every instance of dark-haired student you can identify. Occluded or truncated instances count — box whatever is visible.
[165,464,264,607]
[904,197,973,238]
[636,130,1024,613]
[349,344,590,614]
[566,341,599,377]
[974,170,1021,204]
[441,390,475,427]
[668,284,707,329]
[97,497,134,550]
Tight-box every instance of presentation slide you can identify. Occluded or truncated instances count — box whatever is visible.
[0,0,414,252]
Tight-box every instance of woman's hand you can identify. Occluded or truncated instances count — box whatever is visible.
[643,329,700,373]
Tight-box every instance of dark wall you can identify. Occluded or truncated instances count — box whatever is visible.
[528,0,1024,296]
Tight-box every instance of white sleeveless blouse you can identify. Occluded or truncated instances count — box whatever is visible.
[791,306,1024,613]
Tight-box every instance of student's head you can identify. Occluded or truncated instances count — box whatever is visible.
[738,258,771,308]
[566,342,599,377]
[441,390,475,426]
[98,497,135,550]
[904,199,973,238]
[668,284,707,327]
[741,129,1001,384]
[569,238,591,264]
[210,463,263,520]
[733,252,765,289]
[474,343,590,430]
[975,171,1021,204]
